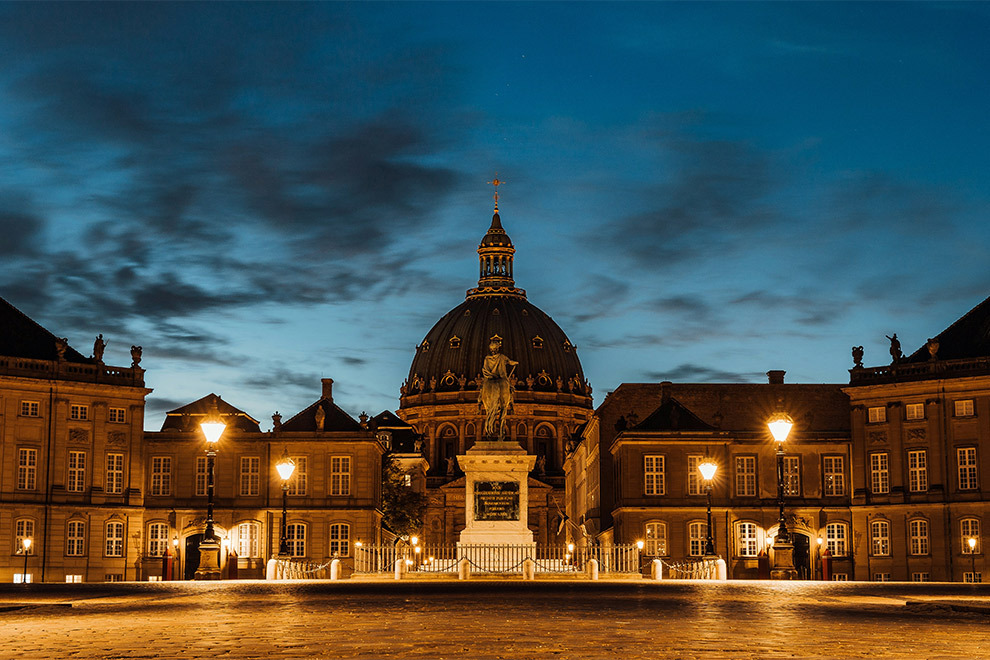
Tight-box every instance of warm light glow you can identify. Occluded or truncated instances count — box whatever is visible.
[767,412,794,444]
[817,537,823,546]
[405,559,413,566]
[698,460,718,481]
[276,448,296,481]
[410,536,419,546]
[200,420,226,444]
[172,537,179,547]
[969,537,978,551]
[355,541,363,548]
[567,543,575,553]
[636,540,645,550]
[222,538,230,549]
[415,546,422,554]
[22,538,32,551]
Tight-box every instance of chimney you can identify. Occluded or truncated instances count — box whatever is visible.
[767,370,785,385]
[321,378,334,401]
[660,380,672,403]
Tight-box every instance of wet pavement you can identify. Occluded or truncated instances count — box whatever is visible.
[1,579,989,659]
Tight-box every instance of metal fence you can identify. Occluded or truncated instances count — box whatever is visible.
[270,558,334,579]
[658,556,723,580]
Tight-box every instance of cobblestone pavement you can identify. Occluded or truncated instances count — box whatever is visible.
[1,580,989,659]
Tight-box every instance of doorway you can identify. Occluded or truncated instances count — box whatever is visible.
[793,533,811,580]
[184,534,203,580]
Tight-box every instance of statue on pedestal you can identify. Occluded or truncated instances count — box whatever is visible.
[479,339,518,441]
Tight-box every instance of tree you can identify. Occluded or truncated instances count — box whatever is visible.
[380,452,427,539]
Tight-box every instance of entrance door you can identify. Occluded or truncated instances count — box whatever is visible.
[184,534,203,580]
[793,533,811,580]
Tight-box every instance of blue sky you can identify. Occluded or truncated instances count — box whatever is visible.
[2,2,989,429]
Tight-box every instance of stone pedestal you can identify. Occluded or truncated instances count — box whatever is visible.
[770,542,798,580]
[194,538,222,580]
[456,441,536,570]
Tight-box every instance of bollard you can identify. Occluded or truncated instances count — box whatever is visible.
[715,558,727,580]
[587,558,599,581]
[652,558,663,580]
[522,558,536,580]
[394,557,406,580]
[458,557,471,580]
[330,558,341,581]
[265,558,278,580]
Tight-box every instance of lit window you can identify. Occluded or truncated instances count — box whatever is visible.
[105,521,124,557]
[832,573,848,581]
[70,404,89,421]
[870,453,889,494]
[783,456,800,496]
[288,457,308,496]
[286,523,306,557]
[240,456,260,496]
[873,572,891,582]
[330,456,351,496]
[687,455,702,496]
[20,401,40,417]
[65,575,83,583]
[106,453,124,495]
[908,450,928,493]
[147,522,169,556]
[688,521,706,557]
[963,572,983,584]
[17,448,37,490]
[644,455,665,496]
[961,519,981,553]
[868,406,886,423]
[195,456,208,496]
[871,520,891,556]
[736,522,759,557]
[825,522,848,556]
[329,523,350,557]
[66,520,85,556]
[403,473,412,487]
[67,451,86,492]
[644,522,667,556]
[823,456,845,496]
[958,447,978,490]
[912,572,930,582]
[905,403,925,421]
[150,456,172,496]
[735,456,757,497]
[15,519,35,554]
[237,522,260,557]
[954,399,975,417]
[108,407,126,424]
[909,519,929,556]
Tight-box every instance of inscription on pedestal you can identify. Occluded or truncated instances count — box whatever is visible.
[474,481,520,521]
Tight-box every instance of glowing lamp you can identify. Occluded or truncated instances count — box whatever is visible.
[698,460,718,482]
[276,448,296,481]
[22,538,32,552]
[968,537,978,552]
[767,412,794,444]
[636,540,645,550]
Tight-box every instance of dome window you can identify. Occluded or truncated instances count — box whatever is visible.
[449,336,461,349]
[441,370,456,387]
[537,370,551,387]
[464,309,471,316]
[420,340,430,352]
[521,309,529,316]
[492,308,501,316]
[532,336,544,349]
[562,340,573,353]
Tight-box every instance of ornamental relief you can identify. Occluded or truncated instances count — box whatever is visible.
[107,431,127,445]
[906,428,927,443]
[868,430,887,444]
[68,428,90,444]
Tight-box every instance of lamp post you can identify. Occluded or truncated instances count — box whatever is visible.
[698,458,718,556]
[194,399,226,580]
[969,537,978,579]
[767,411,797,580]
[275,448,296,556]
[21,537,32,583]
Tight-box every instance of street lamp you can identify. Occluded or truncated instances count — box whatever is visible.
[21,537,32,583]
[194,399,226,580]
[698,457,718,556]
[969,537,978,578]
[275,448,296,556]
[767,412,794,544]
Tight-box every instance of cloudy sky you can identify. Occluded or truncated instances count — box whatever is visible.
[2,2,989,429]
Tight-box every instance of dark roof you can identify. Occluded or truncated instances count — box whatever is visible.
[367,410,412,430]
[160,393,262,433]
[904,295,990,362]
[632,397,716,432]
[368,410,422,453]
[280,397,362,433]
[0,295,92,363]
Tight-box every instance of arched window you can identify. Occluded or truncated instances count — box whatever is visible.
[909,519,929,556]
[532,336,544,349]
[329,523,350,557]
[871,520,891,556]
[465,423,476,438]
[66,520,86,557]
[961,518,981,553]
[147,522,169,557]
[516,423,527,438]
[449,336,461,349]
[105,521,124,557]
[237,521,260,557]
[644,522,667,556]
[825,522,848,556]
[735,522,759,557]
[286,523,306,557]
[688,521,707,557]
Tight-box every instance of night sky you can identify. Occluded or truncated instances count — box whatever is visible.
[2,2,989,429]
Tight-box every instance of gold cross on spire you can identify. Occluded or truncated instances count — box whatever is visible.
[487,174,505,210]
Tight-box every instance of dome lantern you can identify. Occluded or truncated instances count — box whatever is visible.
[467,177,526,299]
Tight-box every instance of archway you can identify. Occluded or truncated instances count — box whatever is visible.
[184,534,203,580]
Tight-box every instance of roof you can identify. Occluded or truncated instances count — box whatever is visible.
[367,410,422,453]
[160,393,262,433]
[631,397,716,432]
[280,397,363,433]
[0,295,92,363]
[904,294,990,362]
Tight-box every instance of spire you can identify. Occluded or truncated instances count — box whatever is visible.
[467,178,526,299]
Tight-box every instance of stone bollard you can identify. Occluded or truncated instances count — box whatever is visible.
[458,557,471,580]
[586,558,599,581]
[651,558,663,580]
[394,557,406,580]
[330,558,341,581]
[715,558,727,581]
[265,558,279,580]
[522,558,536,580]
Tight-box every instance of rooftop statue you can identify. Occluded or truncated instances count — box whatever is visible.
[479,339,518,441]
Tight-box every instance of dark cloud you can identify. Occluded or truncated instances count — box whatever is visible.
[643,363,764,383]
[0,204,44,257]
[341,356,368,367]
[243,368,321,393]
[730,290,848,327]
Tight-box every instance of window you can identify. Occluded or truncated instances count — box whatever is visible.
[912,572,930,582]
[330,456,351,496]
[644,455,665,495]
[823,456,845,496]
[909,519,929,556]
[20,401,39,417]
[736,522,759,557]
[868,406,887,423]
[18,448,38,490]
[150,456,171,496]
[66,520,85,556]
[783,456,800,496]
[825,522,848,556]
[286,523,306,557]
[67,451,86,492]
[105,521,124,557]
[963,572,983,584]
[688,521,707,557]
[832,573,849,581]
[106,453,124,495]
[403,473,412,487]
[908,450,928,493]
[70,404,89,420]
[954,399,975,417]
[15,519,35,554]
[449,336,461,349]
[871,520,891,556]
[240,456,260,496]
[870,453,889,494]
[961,519,981,553]
[65,575,83,583]
[147,522,169,556]
[873,573,891,582]
[905,403,925,421]
[237,522,260,557]
[735,456,757,497]
[958,447,978,490]
[687,455,702,496]
[532,336,544,349]
[105,573,123,582]
[195,456,208,496]
[329,523,350,557]
[644,522,667,556]
[288,457,308,496]
[108,407,126,424]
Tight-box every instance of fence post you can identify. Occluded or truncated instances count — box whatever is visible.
[715,558,727,580]
[265,558,279,580]
[330,558,341,581]
[587,558,599,581]
[521,558,535,580]
[394,557,406,580]
[652,558,663,580]
[458,557,471,580]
